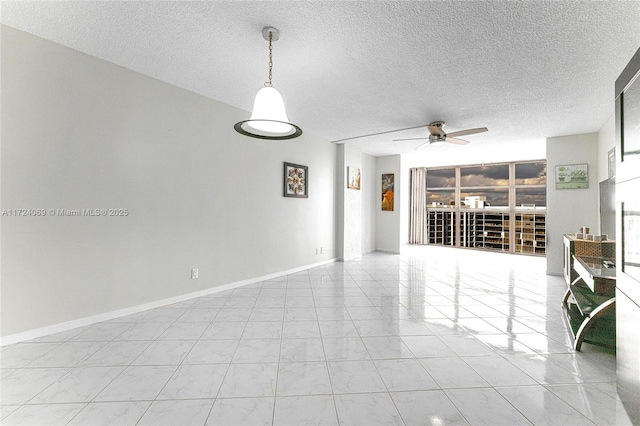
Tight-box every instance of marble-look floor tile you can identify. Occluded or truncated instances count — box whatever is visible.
[401,335,456,358]
[158,363,228,400]
[393,319,433,336]
[497,385,595,425]
[138,399,214,425]
[0,342,61,368]
[319,320,359,338]
[274,394,338,426]
[0,367,70,405]
[284,307,318,322]
[138,308,186,323]
[280,338,325,362]
[30,365,123,403]
[132,339,196,365]
[315,306,352,321]
[94,365,176,401]
[201,321,246,339]
[0,406,20,421]
[353,319,400,337]
[445,388,532,425]
[419,357,489,389]
[217,363,278,398]
[81,340,151,366]
[214,308,253,322]
[545,384,635,426]
[462,355,537,387]
[327,360,386,394]
[242,321,283,339]
[334,393,403,426]
[1,403,85,425]
[183,339,239,364]
[27,341,105,367]
[250,307,285,322]
[438,334,497,356]
[233,338,281,363]
[68,401,150,425]
[322,337,370,361]
[362,336,414,359]
[276,362,332,396]
[115,322,171,341]
[282,320,322,339]
[206,397,274,425]
[501,353,582,385]
[70,322,133,341]
[374,359,438,391]
[27,327,86,343]
[176,307,219,323]
[542,353,617,383]
[391,390,469,426]
[158,321,209,340]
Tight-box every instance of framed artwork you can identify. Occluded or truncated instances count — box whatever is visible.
[382,173,394,211]
[284,162,308,198]
[608,148,615,178]
[555,163,588,189]
[347,166,361,190]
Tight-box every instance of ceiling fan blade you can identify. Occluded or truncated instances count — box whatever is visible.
[445,137,470,145]
[330,123,430,143]
[446,127,488,138]
[415,141,431,150]
[392,137,429,142]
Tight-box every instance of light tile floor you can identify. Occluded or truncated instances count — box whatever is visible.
[1,246,634,425]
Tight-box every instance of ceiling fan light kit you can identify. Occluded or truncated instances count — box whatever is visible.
[234,27,302,140]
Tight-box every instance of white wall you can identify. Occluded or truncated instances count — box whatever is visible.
[339,146,363,260]
[376,155,401,252]
[1,26,337,337]
[546,133,599,275]
[361,153,377,253]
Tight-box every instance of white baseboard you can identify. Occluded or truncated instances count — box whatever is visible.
[1,258,337,346]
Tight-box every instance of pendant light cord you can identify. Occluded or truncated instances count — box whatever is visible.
[265,31,273,87]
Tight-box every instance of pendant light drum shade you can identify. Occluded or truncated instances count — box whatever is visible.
[234,27,302,140]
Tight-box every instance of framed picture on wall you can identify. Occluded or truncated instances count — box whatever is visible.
[284,162,308,198]
[382,174,394,211]
[555,163,588,189]
[347,166,361,190]
[608,148,615,178]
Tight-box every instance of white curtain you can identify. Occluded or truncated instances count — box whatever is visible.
[409,167,428,244]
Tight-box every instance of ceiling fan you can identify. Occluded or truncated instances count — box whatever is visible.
[393,121,488,149]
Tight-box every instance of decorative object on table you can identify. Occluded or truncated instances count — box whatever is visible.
[234,27,302,140]
[284,162,308,198]
[555,164,588,189]
[347,167,361,190]
[381,174,394,211]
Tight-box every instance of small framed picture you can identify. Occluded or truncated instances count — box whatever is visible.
[608,148,615,178]
[382,174,394,211]
[284,162,308,198]
[555,163,588,189]
[347,166,361,190]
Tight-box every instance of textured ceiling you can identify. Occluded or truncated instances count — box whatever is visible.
[2,1,640,157]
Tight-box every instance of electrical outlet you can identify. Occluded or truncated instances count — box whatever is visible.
[320,246,324,254]
[191,268,199,279]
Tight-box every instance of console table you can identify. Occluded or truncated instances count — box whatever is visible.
[561,255,616,351]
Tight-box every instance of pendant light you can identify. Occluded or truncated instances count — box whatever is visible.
[234,27,302,140]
